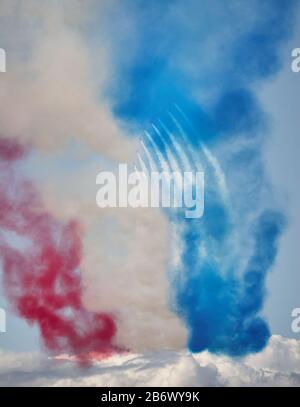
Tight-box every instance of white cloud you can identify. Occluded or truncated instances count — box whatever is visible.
[0,335,300,386]
[0,0,186,354]
[0,0,136,161]
[32,155,187,352]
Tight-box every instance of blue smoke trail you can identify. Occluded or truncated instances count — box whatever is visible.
[106,0,297,355]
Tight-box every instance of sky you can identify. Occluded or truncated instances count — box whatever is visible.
[260,18,300,337]
[0,0,300,386]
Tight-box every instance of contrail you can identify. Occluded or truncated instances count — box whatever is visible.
[168,111,201,172]
[174,104,228,202]
[158,120,191,171]
[140,140,158,173]
[144,130,170,173]
[151,123,182,174]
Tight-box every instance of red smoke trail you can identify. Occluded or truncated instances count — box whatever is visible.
[0,137,117,361]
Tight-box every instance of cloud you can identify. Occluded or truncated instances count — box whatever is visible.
[27,152,187,352]
[0,0,186,354]
[0,335,299,386]
[0,0,136,160]
[105,0,297,356]
[0,0,298,359]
